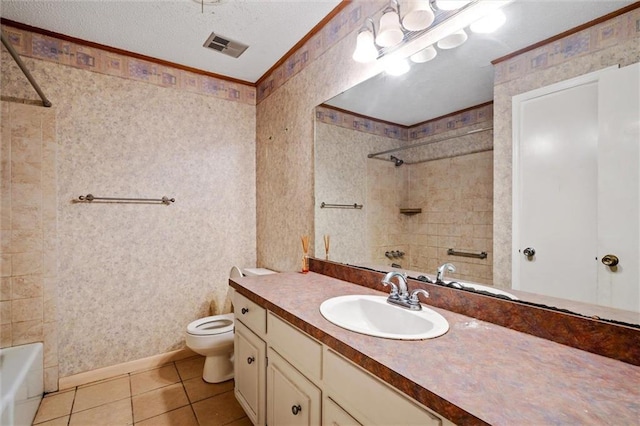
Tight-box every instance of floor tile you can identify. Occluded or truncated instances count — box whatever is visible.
[135,405,198,426]
[69,398,132,426]
[33,389,75,424]
[132,382,190,423]
[131,363,180,395]
[192,390,247,426]
[175,356,205,381]
[73,376,130,413]
[183,377,234,403]
[33,415,70,426]
[225,417,253,426]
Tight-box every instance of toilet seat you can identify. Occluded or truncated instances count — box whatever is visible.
[187,314,234,336]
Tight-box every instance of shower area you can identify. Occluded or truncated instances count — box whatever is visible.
[315,103,494,284]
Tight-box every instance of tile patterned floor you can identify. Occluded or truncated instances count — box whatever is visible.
[32,356,252,426]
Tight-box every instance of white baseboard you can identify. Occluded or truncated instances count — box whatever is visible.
[58,347,198,390]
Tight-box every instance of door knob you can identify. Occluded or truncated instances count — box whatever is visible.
[601,254,619,267]
[523,247,535,257]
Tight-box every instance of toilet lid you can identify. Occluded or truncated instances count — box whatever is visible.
[229,266,243,279]
[187,314,234,336]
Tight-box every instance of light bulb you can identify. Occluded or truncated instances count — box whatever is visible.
[385,58,410,76]
[410,45,437,63]
[470,10,507,34]
[437,29,468,49]
[352,29,378,63]
[376,9,404,47]
[402,1,435,32]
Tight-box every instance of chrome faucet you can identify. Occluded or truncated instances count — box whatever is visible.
[381,271,429,311]
[436,263,456,283]
[382,271,408,300]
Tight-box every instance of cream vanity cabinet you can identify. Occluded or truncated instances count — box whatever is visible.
[233,292,267,426]
[233,291,452,426]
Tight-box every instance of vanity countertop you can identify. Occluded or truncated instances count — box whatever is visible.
[230,272,640,425]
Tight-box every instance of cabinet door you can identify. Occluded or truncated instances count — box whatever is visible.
[235,321,266,426]
[267,348,321,426]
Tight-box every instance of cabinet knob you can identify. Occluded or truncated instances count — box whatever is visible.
[523,247,535,257]
[291,404,302,415]
[247,356,255,365]
[241,307,249,314]
[601,254,619,267]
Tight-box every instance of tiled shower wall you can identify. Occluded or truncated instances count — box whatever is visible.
[1,37,257,381]
[0,101,59,391]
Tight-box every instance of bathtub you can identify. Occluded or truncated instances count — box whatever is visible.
[0,343,44,426]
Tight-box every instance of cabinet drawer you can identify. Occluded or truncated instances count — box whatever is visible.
[323,396,362,426]
[267,313,322,383]
[324,349,444,426]
[233,292,266,338]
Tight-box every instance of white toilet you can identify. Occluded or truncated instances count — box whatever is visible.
[185,266,275,383]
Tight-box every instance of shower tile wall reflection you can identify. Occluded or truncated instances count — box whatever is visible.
[315,104,493,284]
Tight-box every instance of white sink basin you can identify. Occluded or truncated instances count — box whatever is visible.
[319,295,449,340]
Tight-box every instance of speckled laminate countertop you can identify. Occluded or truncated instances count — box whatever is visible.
[230,272,640,426]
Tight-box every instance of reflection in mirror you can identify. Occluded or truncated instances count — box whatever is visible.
[314,0,639,326]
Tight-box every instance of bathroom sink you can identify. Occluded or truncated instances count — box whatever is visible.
[319,295,449,340]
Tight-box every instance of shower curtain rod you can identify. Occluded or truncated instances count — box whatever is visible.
[367,127,492,159]
[1,32,52,107]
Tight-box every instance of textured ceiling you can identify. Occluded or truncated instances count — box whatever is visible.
[0,0,342,83]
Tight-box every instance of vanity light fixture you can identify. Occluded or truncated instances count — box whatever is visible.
[352,0,511,73]
[436,28,468,49]
[384,56,411,76]
[402,0,436,32]
[376,2,405,47]
[352,18,379,63]
[410,45,437,63]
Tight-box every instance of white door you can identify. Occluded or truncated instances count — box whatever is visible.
[513,75,599,304]
[597,63,640,312]
[513,64,639,311]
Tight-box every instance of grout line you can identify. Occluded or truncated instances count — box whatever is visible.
[67,386,77,426]
[128,371,134,425]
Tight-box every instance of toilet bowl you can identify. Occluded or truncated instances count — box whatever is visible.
[185,266,275,383]
[185,313,235,383]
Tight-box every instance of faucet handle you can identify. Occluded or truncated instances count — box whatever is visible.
[382,280,400,300]
[409,288,430,307]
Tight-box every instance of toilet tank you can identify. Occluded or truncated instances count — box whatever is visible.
[242,267,276,276]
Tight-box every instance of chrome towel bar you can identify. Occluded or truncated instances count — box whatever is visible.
[76,194,175,205]
[321,202,363,209]
[447,249,487,259]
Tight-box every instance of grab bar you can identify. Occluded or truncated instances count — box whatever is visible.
[447,249,487,259]
[320,202,363,209]
[75,194,175,205]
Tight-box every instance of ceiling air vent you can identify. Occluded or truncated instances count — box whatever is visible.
[203,32,248,58]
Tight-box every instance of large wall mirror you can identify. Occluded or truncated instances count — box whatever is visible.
[314,0,639,326]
